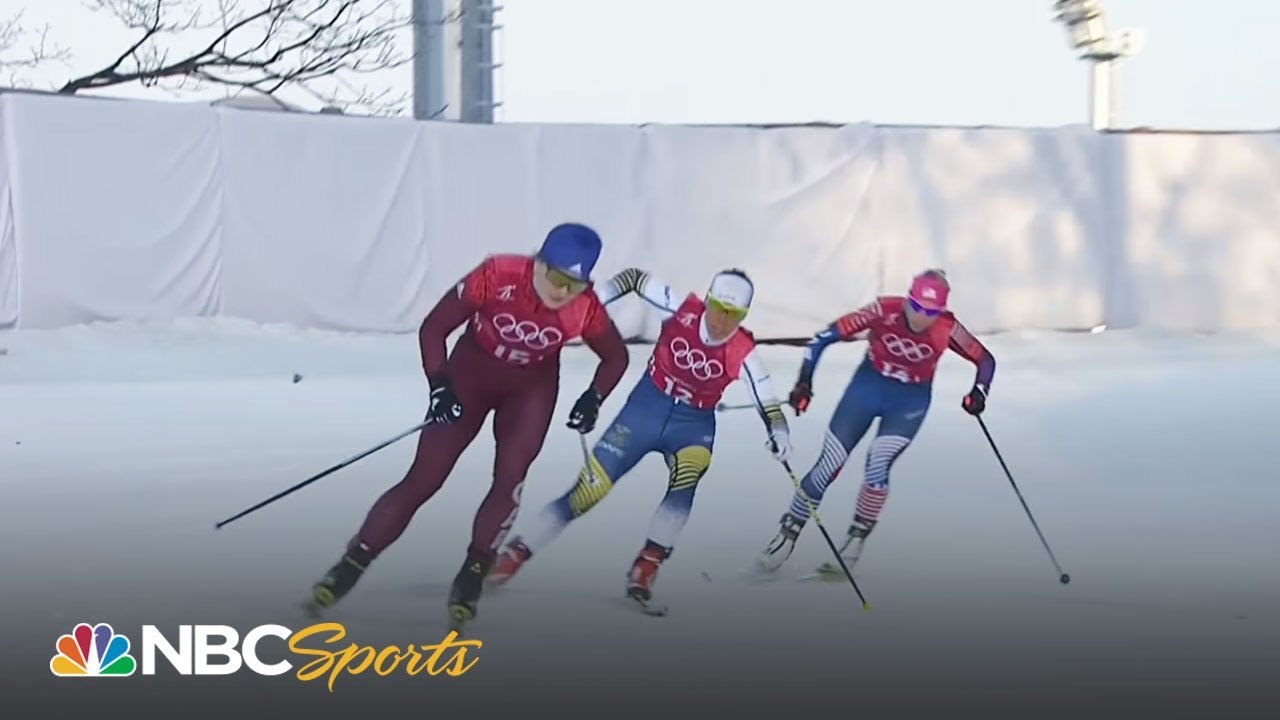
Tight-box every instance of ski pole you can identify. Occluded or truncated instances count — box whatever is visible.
[974,415,1071,585]
[578,432,592,474]
[719,400,804,414]
[215,418,434,530]
[782,461,872,610]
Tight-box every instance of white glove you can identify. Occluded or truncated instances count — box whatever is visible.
[767,428,792,463]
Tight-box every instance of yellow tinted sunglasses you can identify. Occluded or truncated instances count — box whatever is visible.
[707,296,748,321]
[545,265,588,292]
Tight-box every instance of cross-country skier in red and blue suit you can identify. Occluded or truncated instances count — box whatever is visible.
[308,223,630,628]
[756,269,996,577]
[486,267,793,610]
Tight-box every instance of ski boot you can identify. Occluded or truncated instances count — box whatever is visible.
[485,538,532,589]
[811,518,876,579]
[625,541,669,616]
[447,552,490,632]
[308,542,374,614]
[755,512,804,572]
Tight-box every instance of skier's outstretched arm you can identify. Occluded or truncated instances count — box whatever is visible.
[790,299,885,413]
[596,267,681,319]
[947,319,996,416]
[741,348,793,463]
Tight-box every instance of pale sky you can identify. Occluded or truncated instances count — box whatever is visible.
[1,0,1277,130]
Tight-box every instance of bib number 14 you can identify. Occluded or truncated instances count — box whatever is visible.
[879,360,912,383]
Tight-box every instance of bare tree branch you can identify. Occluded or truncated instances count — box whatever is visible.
[0,9,73,87]
[59,0,413,115]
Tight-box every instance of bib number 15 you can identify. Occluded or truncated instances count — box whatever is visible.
[495,344,532,365]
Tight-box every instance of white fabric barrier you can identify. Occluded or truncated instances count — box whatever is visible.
[869,126,1110,332]
[629,123,881,339]
[0,98,17,328]
[218,109,432,332]
[0,94,222,329]
[1116,132,1280,332]
[0,92,1277,335]
[415,122,881,339]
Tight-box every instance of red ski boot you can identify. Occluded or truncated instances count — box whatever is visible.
[625,542,670,616]
[485,538,532,589]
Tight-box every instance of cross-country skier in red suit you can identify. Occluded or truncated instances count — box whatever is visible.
[756,269,996,578]
[308,223,629,629]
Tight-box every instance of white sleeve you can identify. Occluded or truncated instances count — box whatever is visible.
[635,274,680,318]
[740,348,788,434]
[597,267,680,318]
[593,273,628,306]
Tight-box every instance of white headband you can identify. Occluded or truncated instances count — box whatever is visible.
[707,271,754,309]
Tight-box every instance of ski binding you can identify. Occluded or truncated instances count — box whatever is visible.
[628,592,668,617]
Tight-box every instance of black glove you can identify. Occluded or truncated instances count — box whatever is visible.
[789,381,813,415]
[426,378,464,425]
[962,385,987,416]
[567,388,603,434]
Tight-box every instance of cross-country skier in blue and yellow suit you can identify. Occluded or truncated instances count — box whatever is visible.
[487,267,793,608]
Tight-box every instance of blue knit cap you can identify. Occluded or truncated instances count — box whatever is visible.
[537,223,602,282]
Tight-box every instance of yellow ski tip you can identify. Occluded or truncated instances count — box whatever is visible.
[862,603,872,612]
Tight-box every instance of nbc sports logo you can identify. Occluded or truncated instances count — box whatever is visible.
[50,622,136,677]
[48,621,482,689]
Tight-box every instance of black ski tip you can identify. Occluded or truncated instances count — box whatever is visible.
[299,597,325,620]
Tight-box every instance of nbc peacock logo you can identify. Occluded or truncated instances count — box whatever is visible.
[50,622,137,677]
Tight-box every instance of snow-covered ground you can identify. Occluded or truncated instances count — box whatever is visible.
[2,319,1279,717]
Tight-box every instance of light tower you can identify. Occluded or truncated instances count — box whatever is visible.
[412,0,455,120]
[1050,0,1144,130]
[459,0,504,123]
[413,0,502,122]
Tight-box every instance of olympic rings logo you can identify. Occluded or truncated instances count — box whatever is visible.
[493,313,564,350]
[670,337,724,381]
[881,333,934,363]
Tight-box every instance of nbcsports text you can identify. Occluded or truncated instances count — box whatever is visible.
[49,621,482,691]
